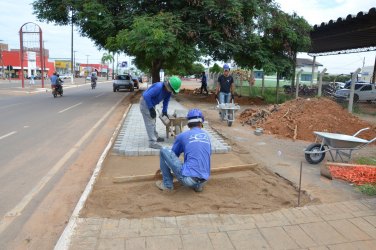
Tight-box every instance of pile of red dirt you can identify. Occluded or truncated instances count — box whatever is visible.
[240,97,376,142]
[329,165,376,185]
[179,88,266,105]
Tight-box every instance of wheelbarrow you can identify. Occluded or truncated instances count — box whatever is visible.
[216,99,240,127]
[304,128,376,164]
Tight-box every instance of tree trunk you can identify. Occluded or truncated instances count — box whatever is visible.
[276,72,280,103]
[261,73,265,96]
[291,52,297,88]
[151,59,162,83]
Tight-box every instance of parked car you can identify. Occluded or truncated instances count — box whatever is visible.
[334,82,345,89]
[113,74,134,92]
[59,74,72,79]
[334,83,376,103]
[343,80,367,89]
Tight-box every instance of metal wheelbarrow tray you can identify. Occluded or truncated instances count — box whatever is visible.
[304,128,376,164]
[216,100,240,127]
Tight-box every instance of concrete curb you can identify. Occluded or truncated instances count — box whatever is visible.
[54,101,132,250]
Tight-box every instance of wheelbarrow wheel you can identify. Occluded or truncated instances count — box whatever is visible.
[305,143,326,164]
[227,113,233,127]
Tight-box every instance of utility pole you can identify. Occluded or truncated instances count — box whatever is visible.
[73,50,77,77]
[70,8,74,76]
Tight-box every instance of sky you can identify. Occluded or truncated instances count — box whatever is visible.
[0,0,375,74]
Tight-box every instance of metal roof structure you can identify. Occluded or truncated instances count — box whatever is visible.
[309,7,376,56]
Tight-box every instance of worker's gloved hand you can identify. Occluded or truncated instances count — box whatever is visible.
[149,108,156,119]
[215,94,218,100]
[231,94,235,102]
[162,112,169,118]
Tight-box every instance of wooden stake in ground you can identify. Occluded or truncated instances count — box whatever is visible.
[113,163,258,183]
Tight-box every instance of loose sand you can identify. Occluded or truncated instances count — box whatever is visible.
[81,153,313,219]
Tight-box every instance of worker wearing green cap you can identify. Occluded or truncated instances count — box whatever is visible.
[140,76,182,149]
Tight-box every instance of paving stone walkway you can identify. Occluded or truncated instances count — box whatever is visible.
[69,198,376,249]
[113,98,231,156]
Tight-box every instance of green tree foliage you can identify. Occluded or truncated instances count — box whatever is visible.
[33,0,311,88]
[101,52,114,80]
[210,63,222,74]
[32,0,281,82]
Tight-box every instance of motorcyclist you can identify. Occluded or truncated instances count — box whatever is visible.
[90,72,97,88]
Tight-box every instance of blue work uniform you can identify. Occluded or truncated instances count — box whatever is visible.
[172,127,211,180]
[159,127,211,190]
[142,82,171,113]
[140,82,171,147]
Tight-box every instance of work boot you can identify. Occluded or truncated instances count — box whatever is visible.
[157,137,165,142]
[149,143,162,149]
[155,180,173,191]
[194,185,203,192]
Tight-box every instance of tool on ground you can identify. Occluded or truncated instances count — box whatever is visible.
[304,128,376,164]
[113,163,258,183]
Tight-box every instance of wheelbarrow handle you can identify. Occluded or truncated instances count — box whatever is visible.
[352,127,369,137]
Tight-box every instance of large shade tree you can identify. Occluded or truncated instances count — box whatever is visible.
[32,0,281,82]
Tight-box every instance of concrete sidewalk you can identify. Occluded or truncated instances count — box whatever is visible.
[69,198,376,249]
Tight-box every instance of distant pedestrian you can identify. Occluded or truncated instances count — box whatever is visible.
[200,71,208,95]
[29,74,35,85]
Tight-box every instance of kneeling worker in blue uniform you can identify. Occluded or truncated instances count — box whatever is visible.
[156,109,211,192]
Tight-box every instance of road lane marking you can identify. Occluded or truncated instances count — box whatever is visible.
[58,102,82,113]
[94,93,105,98]
[0,102,26,110]
[0,131,17,140]
[0,97,124,236]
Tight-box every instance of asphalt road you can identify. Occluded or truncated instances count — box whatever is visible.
[0,80,127,246]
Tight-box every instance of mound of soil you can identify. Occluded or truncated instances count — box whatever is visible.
[179,88,266,105]
[240,97,376,142]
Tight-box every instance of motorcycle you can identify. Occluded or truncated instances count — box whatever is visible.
[91,80,97,89]
[52,82,63,98]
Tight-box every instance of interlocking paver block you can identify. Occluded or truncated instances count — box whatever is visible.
[125,237,146,250]
[364,215,376,227]
[327,239,376,250]
[299,221,347,245]
[328,219,372,241]
[260,227,299,250]
[145,235,183,250]
[96,238,125,250]
[348,217,376,239]
[208,232,235,250]
[182,233,214,250]
[227,229,270,249]
[283,225,317,248]
[321,213,354,221]
[69,236,98,250]
[218,223,256,232]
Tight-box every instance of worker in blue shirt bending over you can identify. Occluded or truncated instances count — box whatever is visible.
[140,76,182,149]
[156,109,211,192]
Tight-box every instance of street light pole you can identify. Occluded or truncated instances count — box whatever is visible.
[73,50,77,77]
[71,8,74,76]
